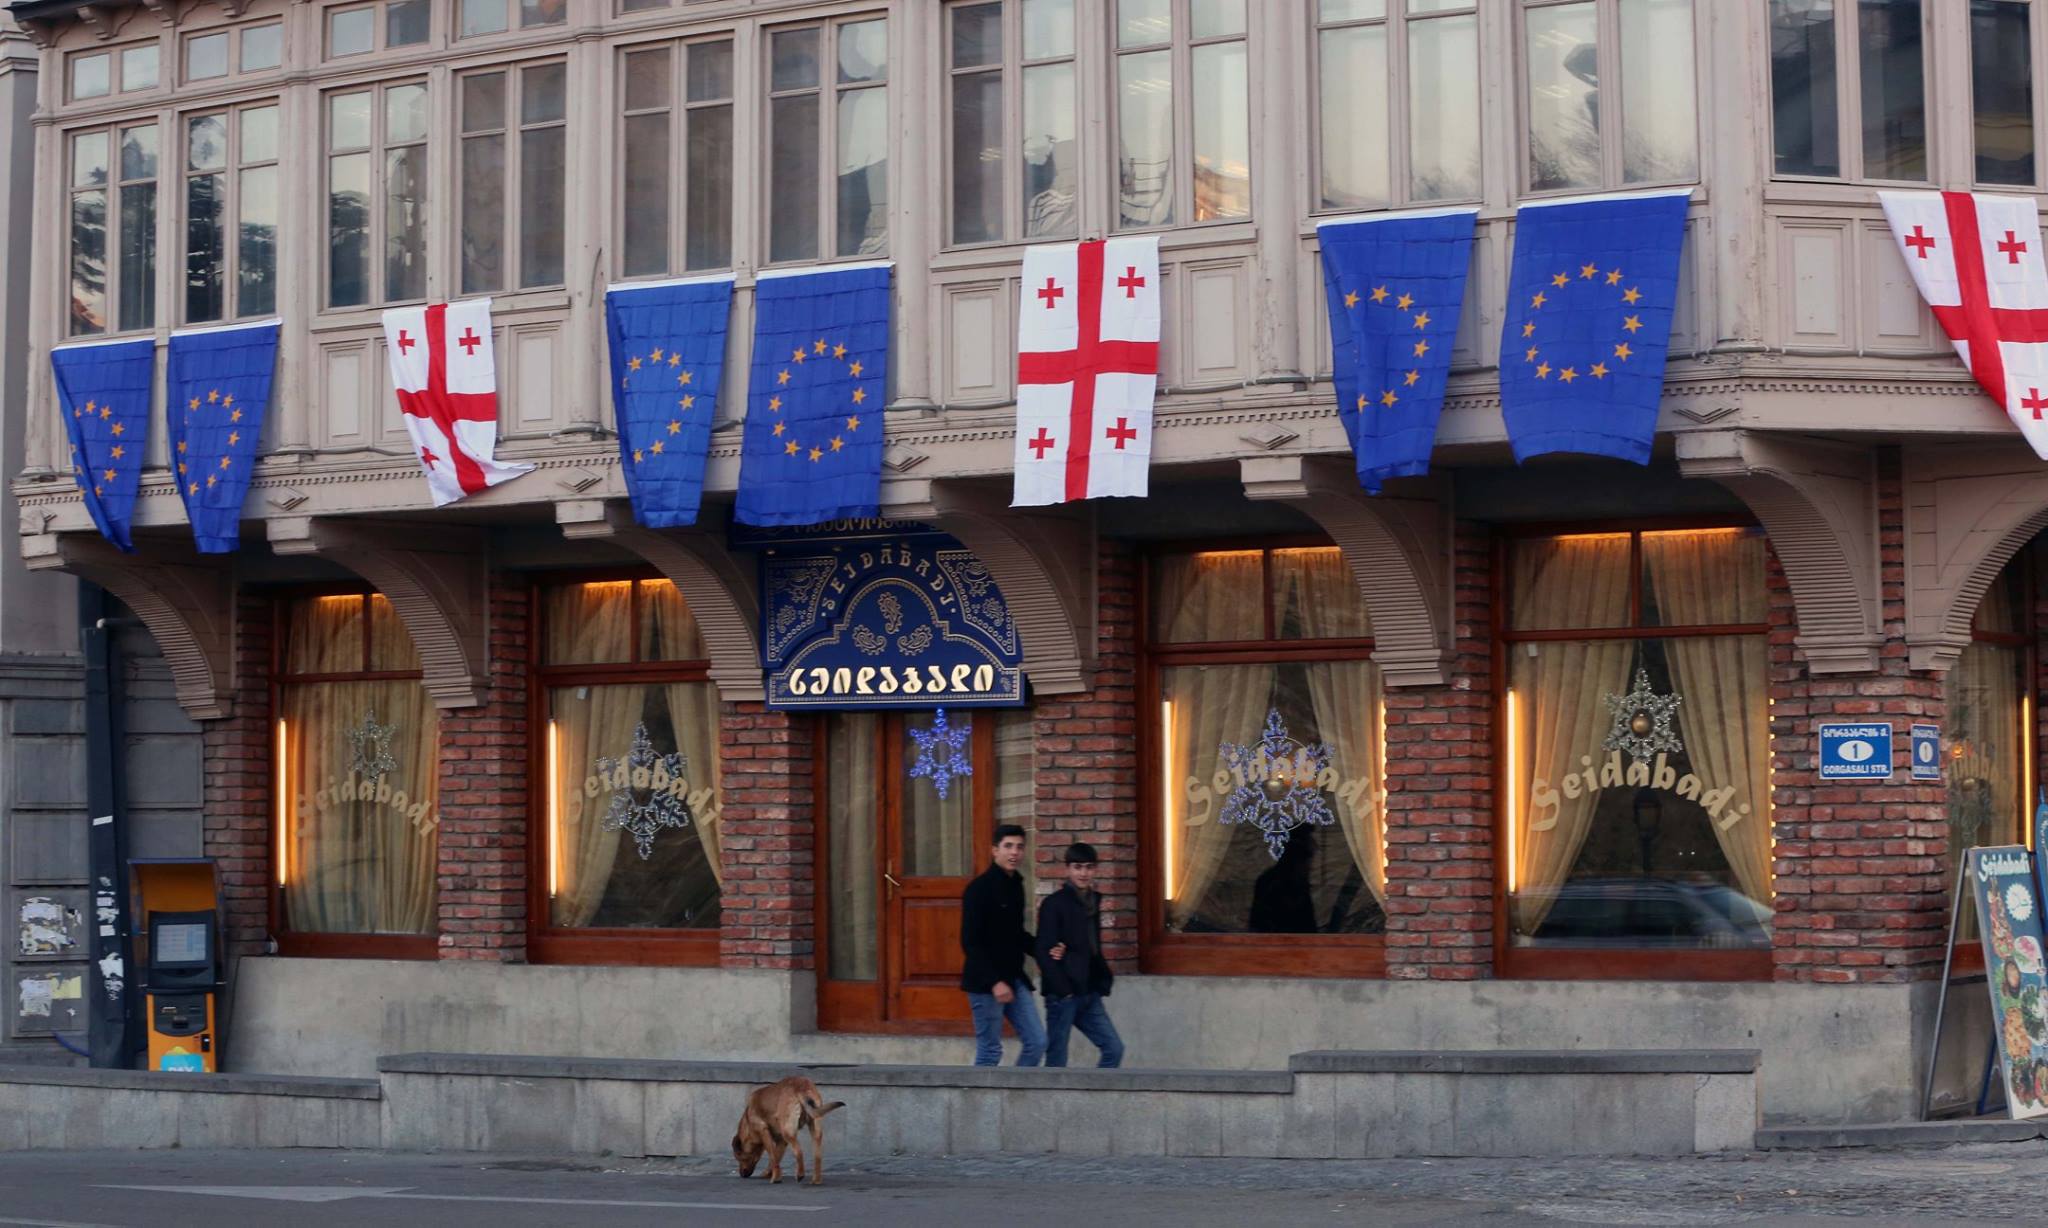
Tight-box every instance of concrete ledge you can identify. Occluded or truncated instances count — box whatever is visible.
[1290,1049,1762,1075]
[377,1053,1293,1095]
[1757,1119,2048,1150]
[0,1066,381,1150]
[0,1063,379,1100]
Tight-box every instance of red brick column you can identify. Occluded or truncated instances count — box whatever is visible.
[1382,523,1494,980]
[1033,541,1140,967]
[202,591,273,958]
[1771,450,1949,983]
[719,704,815,969]
[435,580,529,962]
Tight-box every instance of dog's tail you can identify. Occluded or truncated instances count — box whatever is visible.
[804,1093,847,1119]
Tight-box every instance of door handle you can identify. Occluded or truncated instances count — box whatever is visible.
[883,872,903,889]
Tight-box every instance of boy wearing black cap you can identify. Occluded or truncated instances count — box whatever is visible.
[1035,841,1125,1068]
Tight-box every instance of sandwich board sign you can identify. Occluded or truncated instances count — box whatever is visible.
[1818,722,1893,781]
[1968,846,2048,1120]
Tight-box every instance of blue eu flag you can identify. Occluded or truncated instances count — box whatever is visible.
[1317,208,1477,491]
[51,338,155,552]
[1499,189,1691,464]
[166,321,278,553]
[606,275,735,529]
[734,264,891,527]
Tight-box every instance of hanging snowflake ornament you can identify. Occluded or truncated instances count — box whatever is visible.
[595,722,693,860]
[1603,667,1683,763]
[1218,709,1337,860]
[346,707,398,782]
[908,708,973,801]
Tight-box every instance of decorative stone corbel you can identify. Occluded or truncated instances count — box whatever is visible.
[880,479,1097,695]
[23,534,236,720]
[1900,442,2048,673]
[269,519,490,709]
[1676,430,1880,674]
[1239,455,1451,687]
[556,502,764,702]
[74,4,134,40]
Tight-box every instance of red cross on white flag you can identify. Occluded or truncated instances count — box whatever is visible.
[1012,235,1161,506]
[381,297,532,506]
[1880,191,2048,458]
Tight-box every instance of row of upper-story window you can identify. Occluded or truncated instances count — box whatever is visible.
[55,0,2047,341]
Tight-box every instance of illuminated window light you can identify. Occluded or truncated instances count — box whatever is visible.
[548,718,562,898]
[1161,700,1176,901]
[1505,689,1520,896]
[274,718,289,887]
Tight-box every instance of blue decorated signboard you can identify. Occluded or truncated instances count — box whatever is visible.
[1970,845,2048,1120]
[745,521,1024,711]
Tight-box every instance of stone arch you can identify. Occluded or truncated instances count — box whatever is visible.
[1900,443,2048,672]
[1239,455,1450,687]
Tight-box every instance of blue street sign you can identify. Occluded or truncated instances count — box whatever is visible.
[1910,723,1942,782]
[1818,722,1894,781]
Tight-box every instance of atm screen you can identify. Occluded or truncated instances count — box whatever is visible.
[153,922,209,966]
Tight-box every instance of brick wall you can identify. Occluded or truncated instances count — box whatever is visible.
[1031,540,1140,967]
[1770,449,1949,983]
[1382,523,1495,981]
[718,704,815,969]
[202,592,272,959]
[434,580,529,962]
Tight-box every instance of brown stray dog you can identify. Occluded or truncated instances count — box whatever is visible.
[731,1076,846,1185]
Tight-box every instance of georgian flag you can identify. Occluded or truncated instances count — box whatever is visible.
[1012,235,1162,506]
[1879,190,2048,459]
[381,297,532,506]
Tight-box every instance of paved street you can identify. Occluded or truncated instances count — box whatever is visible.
[0,1145,2038,1226]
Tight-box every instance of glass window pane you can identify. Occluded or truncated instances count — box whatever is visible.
[1526,1,1602,191]
[520,126,566,287]
[825,712,880,980]
[521,0,567,26]
[838,18,888,84]
[71,53,110,99]
[1118,49,1174,229]
[460,0,509,38]
[952,69,1003,245]
[1320,0,1386,18]
[1859,0,1927,180]
[462,72,507,134]
[72,131,109,189]
[624,47,671,111]
[622,112,671,276]
[689,40,734,101]
[638,581,706,661]
[837,87,889,256]
[328,152,371,308]
[120,124,157,181]
[1409,13,1481,200]
[544,582,634,665]
[1947,640,2026,942]
[1158,661,1387,936]
[1621,0,1698,182]
[187,114,227,172]
[387,83,429,145]
[1151,551,1264,642]
[1273,548,1371,640]
[1119,0,1171,47]
[547,684,722,930]
[523,62,567,125]
[622,0,670,11]
[1191,41,1251,221]
[241,23,282,72]
[1507,637,1772,949]
[241,105,279,165]
[1640,529,1767,627]
[902,710,975,876]
[953,2,1002,68]
[118,182,156,333]
[1023,61,1078,237]
[385,145,428,301]
[185,171,226,323]
[771,27,820,91]
[1319,24,1389,209]
[1191,0,1246,39]
[685,104,734,270]
[1023,0,1076,59]
[460,134,505,294]
[769,93,820,262]
[1509,534,1632,631]
[1410,0,1471,11]
[185,32,228,80]
[1973,0,2033,184]
[122,44,159,91]
[70,189,108,336]
[239,163,278,317]
[330,91,372,151]
[387,0,431,47]
[329,7,374,57]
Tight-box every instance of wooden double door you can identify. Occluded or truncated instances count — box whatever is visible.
[816,710,1014,1032]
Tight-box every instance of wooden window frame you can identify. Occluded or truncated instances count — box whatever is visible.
[1767,0,1932,184]
[525,572,722,967]
[1109,0,1254,234]
[941,0,1082,249]
[180,101,281,326]
[269,586,438,961]
[1967,0,2047,190]
[457,58,570,295]
[613,33,740,280]
[323,78,430,311]
[761,16,891,267]
[1516,0,1705,196]
[1492,519,1773,983]
[325,1,435,61]
[66,119,160,339]
[1309,0,1482,215]
[1136,539,1386,979]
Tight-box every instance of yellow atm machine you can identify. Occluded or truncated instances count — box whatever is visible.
[129,859,222,1073]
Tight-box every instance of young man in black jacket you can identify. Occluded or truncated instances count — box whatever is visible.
[959,823,1049,1066]
[1035,841,1125,1068]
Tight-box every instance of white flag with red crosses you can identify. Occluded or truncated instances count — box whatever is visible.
[382,297,532,506]
[1012,236,1161,507]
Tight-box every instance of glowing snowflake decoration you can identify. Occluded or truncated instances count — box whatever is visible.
[346,708,398,782]
[2010,882,2036,924]
[908,708,973,801]
[1218,709,1336,860]
[1603,668,1683,763]
[596,723,693,860]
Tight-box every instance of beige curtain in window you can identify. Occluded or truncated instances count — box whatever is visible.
[1947,639,2024,938]
[1284,548,1386,905]
[549,583,640,927]
[665,680,724,886]
[1511,536,1634,935]
[826,713,881,981]
[286,594,363,673]
[1642,531,1774,908]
